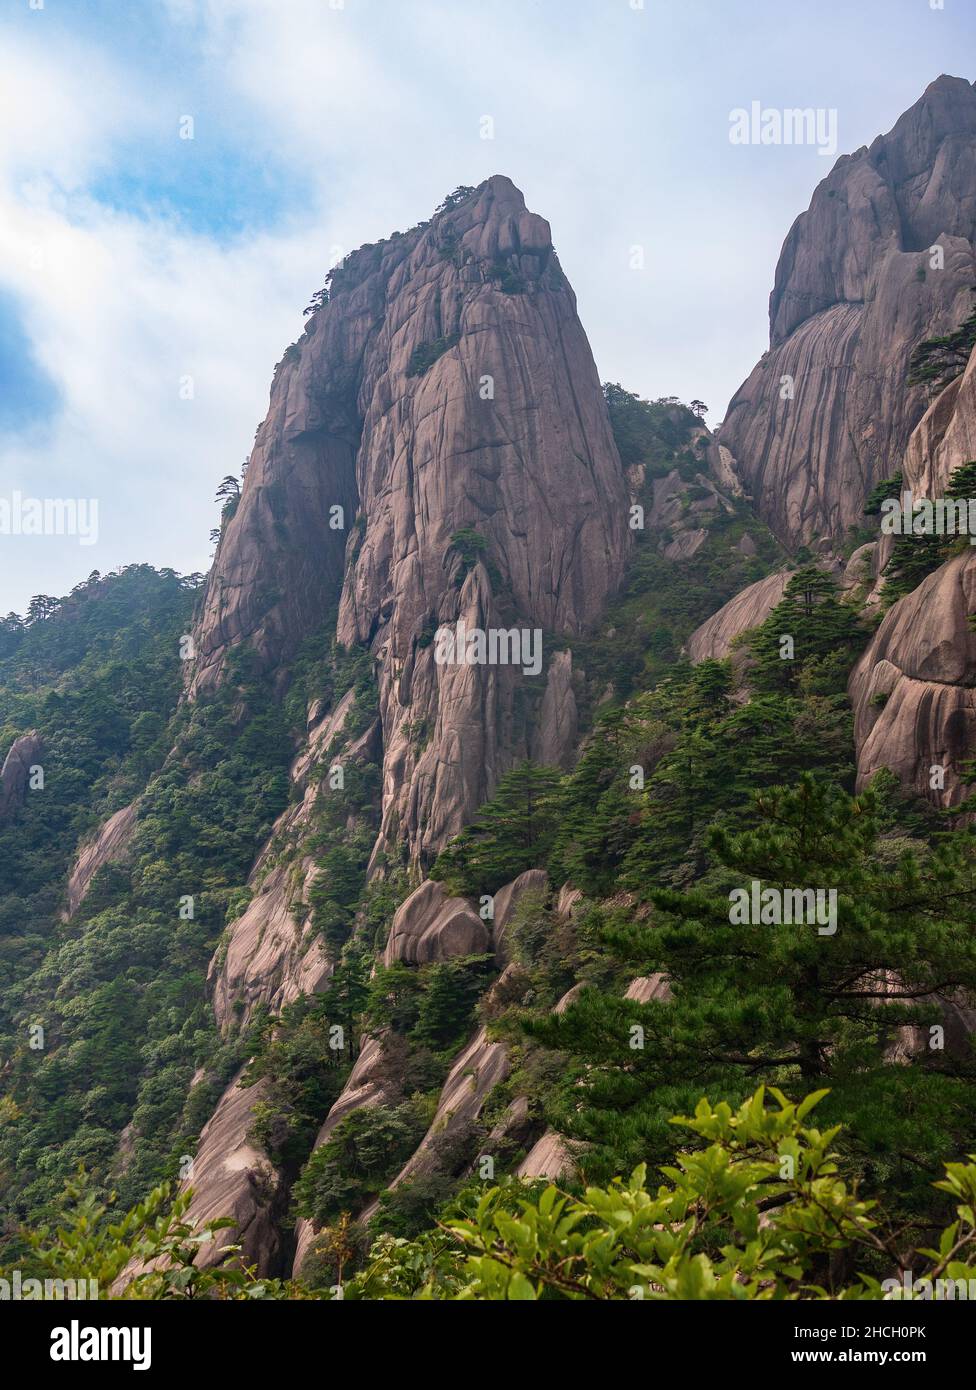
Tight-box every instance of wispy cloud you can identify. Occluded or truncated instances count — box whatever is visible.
[1,0,973,613]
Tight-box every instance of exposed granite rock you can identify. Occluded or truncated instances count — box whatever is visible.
[903,347,976,501]
[624,974,672,1004]
[556,883,584,918]
[686,571,789,663]
[292,1036,396,1275]
[368,1024,510,1214]
[720,77,976,549]
[208,695,363,1034]
[178,1068,283,1274]
[532,651,578,770]
[848,550,976,807]
[0,730,43,821]
[382,878,490,966]
[64,802,139,919]
[491,868,550,966]
[515,1129,577,1182]
[664,529,708,561]
[192,176,630,866]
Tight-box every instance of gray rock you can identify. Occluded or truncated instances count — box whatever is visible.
[0,730,43,821]
[720,77,976,549]
[191,176,630,866]
[382,878,490,966]
[64,802,139,919]
[686,572,789,663]
[848,550,976,808]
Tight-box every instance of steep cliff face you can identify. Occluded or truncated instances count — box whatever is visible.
[720,75,976,550]
[0,731,43,822]
[903,345,976,500]
[177,181,632,1268]
[849,277,976,809]
[64,802,139,919]
[685,571,789,664]
[192,175,629,866]
[848,551,976,809]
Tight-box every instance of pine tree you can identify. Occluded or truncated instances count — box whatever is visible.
[430,762,563,896]
[527,776,976,1214]
[747,567,863,693]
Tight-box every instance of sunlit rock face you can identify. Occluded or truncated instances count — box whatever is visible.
[719,76,976,551]
[849,551,976,810]
[192,176,629,865]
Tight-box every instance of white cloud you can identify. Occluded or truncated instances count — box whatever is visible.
[2,0,971,612]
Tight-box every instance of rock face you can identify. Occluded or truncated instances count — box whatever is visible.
[178,1069,283,1274]
[292,1036,396,1275]
[686,571,789,663]
[720,76,976,550]
[903,346,976,501]
[515,1129,576,1181]
[0,731,43,821]
[848,551,976,808]
[383,868,550,967]
[208,693,368,1035]
[382,879,490,967]
[368,1024,510,1217]
[192,176,630,866]
[64,803,139,919]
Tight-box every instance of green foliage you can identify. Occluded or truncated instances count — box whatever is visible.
[8,1169,306,1299]
[366,954,495,1058]
[602,382,700,473]
[292,1097,432,1229]
[0,618,292,1237]
[407,335,460,377]
[746,567,865,695]
[907,295,976,394]
[863,473,903,515]
[434,186,477,215]
[551,654,854,896]
[412,954,495,1051]
[448,526,487,572]
[342,1087,976,1300]
[431,762,563,896]
[530,776,976,1218]
[880,460,976,606]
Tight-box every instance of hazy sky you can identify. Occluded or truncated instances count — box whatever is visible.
[1,0,973,616]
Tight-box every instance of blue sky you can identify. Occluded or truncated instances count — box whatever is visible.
[0,0,974,615]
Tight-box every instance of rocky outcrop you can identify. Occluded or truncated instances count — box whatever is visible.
[64,802,139,919]
[382,879,490,967]
[686,571,789,663]
[624,974,672,1004]
[848,550,976,808]
[903,346,976,501]
[515,1129,577,1182]
[383,867,549,967]
[178,1069,283,1274]
[0,730,43,821]
[192,176,630,867]
[208,694,366,1034]
[292,1037,396,1275]
[491,868,549,965]
[720,76,976,549]
[533,651,578,769]
[367,1024,510,1217]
